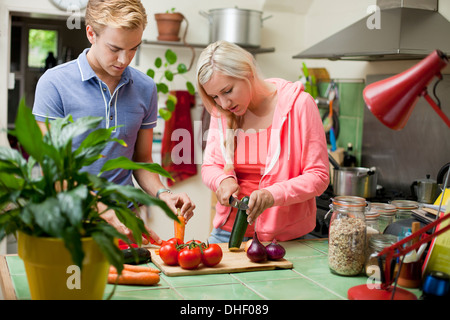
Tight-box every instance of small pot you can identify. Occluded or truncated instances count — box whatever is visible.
[200,8,272,48]
[333,167,378,198]
[155,12,185,41]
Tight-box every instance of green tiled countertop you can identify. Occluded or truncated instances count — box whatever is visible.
[1,239,421,300]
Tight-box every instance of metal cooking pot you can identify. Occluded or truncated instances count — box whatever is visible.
[333,167,378,199]
[200,8,272,48]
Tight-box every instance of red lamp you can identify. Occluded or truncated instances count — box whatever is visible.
[363,50,450,130]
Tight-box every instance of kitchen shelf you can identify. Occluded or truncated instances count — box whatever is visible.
[141,40,275,55]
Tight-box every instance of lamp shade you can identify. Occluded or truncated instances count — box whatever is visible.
[363,50,448,130]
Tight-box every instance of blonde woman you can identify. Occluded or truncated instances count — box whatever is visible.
[33,0,195,244]
[197,40,329,243]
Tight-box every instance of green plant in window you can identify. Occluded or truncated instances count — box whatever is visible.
[147,49,196,120]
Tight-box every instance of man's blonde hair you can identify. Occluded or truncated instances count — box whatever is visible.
[85,0,147,33]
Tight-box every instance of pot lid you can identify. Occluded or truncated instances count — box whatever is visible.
[417,174,437,183]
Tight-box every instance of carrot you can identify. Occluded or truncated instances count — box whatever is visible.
[174,209,185,242]
[123,264,160,273]
[108,272,160,286]
[109,265,160,274]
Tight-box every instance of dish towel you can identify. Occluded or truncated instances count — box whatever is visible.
[161,90,197,186]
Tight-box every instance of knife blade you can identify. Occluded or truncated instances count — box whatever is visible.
[228,196,249,210]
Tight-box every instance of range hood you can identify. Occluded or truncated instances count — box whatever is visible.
[293,0,450,61]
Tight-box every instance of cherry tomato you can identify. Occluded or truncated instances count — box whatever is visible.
[159,243,179,266]
[201,243,223,267]
[178,246,202,270]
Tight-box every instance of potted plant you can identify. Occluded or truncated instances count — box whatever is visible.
[147,48,195,120]
[0,99,178,300]
[154,8,184,42]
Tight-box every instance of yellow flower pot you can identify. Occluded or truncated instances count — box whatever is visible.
[17,232,109,300]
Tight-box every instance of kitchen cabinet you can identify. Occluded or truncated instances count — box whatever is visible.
[0,239,420,300]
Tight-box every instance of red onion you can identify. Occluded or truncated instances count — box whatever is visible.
[246,233,267,262]
[265,238,286,260]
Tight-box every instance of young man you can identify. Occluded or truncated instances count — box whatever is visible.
[32,0,195,244]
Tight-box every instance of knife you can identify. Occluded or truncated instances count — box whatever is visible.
[228,196,249,210]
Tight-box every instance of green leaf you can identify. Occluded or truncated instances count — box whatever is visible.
[166,94,177,112]
[166,99,175,112]
[177,63,187,74]
[159,108,172,121]
[24,199,66,237]
[165,49,177,65]
[0,147,27,177]
[62,226,84,269]
[113,206,148,246]
[92,229,124,273]
[74,126,125,168]
[57,185,88,228]
[13,98,44,163]
[100,156,173,180]
[56,116,102,150]
[157,83,169,94]
[154,57,162,68]
[146,68,155,79]
[186,81,196,95]
[165,70,174,81]
[0,172,24,193]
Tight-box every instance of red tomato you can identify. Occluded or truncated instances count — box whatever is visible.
[178,246,202,270]
[166,237,184,246]
[159,243,179,266]
[186,239,202,244]
[201,243,223,267]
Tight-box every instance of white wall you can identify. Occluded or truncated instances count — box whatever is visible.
[1,0,450,247]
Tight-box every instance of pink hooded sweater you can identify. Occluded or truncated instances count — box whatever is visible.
[201,78,330,241]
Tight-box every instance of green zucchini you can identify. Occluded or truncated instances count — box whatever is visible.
[228,196,250,251]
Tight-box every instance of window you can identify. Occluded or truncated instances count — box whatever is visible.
[28,28,58,68]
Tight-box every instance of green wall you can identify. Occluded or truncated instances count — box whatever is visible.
[317,80,365,166]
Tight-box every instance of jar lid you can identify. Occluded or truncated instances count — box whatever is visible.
[369,234,398,250]
[390,200,419,210]
[370,202,397,216]
[332,196,366,207]
[365,210,380,219]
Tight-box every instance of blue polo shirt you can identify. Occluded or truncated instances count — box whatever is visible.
[33,48,158,187]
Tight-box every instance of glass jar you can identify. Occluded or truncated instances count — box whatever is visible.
[365,210,381,236]
[370,202,396,233]
[390,200,419,221]
[365,234,398,279]
[328,196,367,276]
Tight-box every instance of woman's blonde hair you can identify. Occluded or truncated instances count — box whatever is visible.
[196,40,268,117]
[85,0,147,34]
[196,40,271,173]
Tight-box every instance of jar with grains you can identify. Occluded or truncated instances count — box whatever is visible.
[365,234,398,279]
[328,196,367,276]
[390,200,419,221]
[370,202,396,233]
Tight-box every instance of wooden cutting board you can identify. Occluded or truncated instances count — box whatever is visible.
[148,242,293,277]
